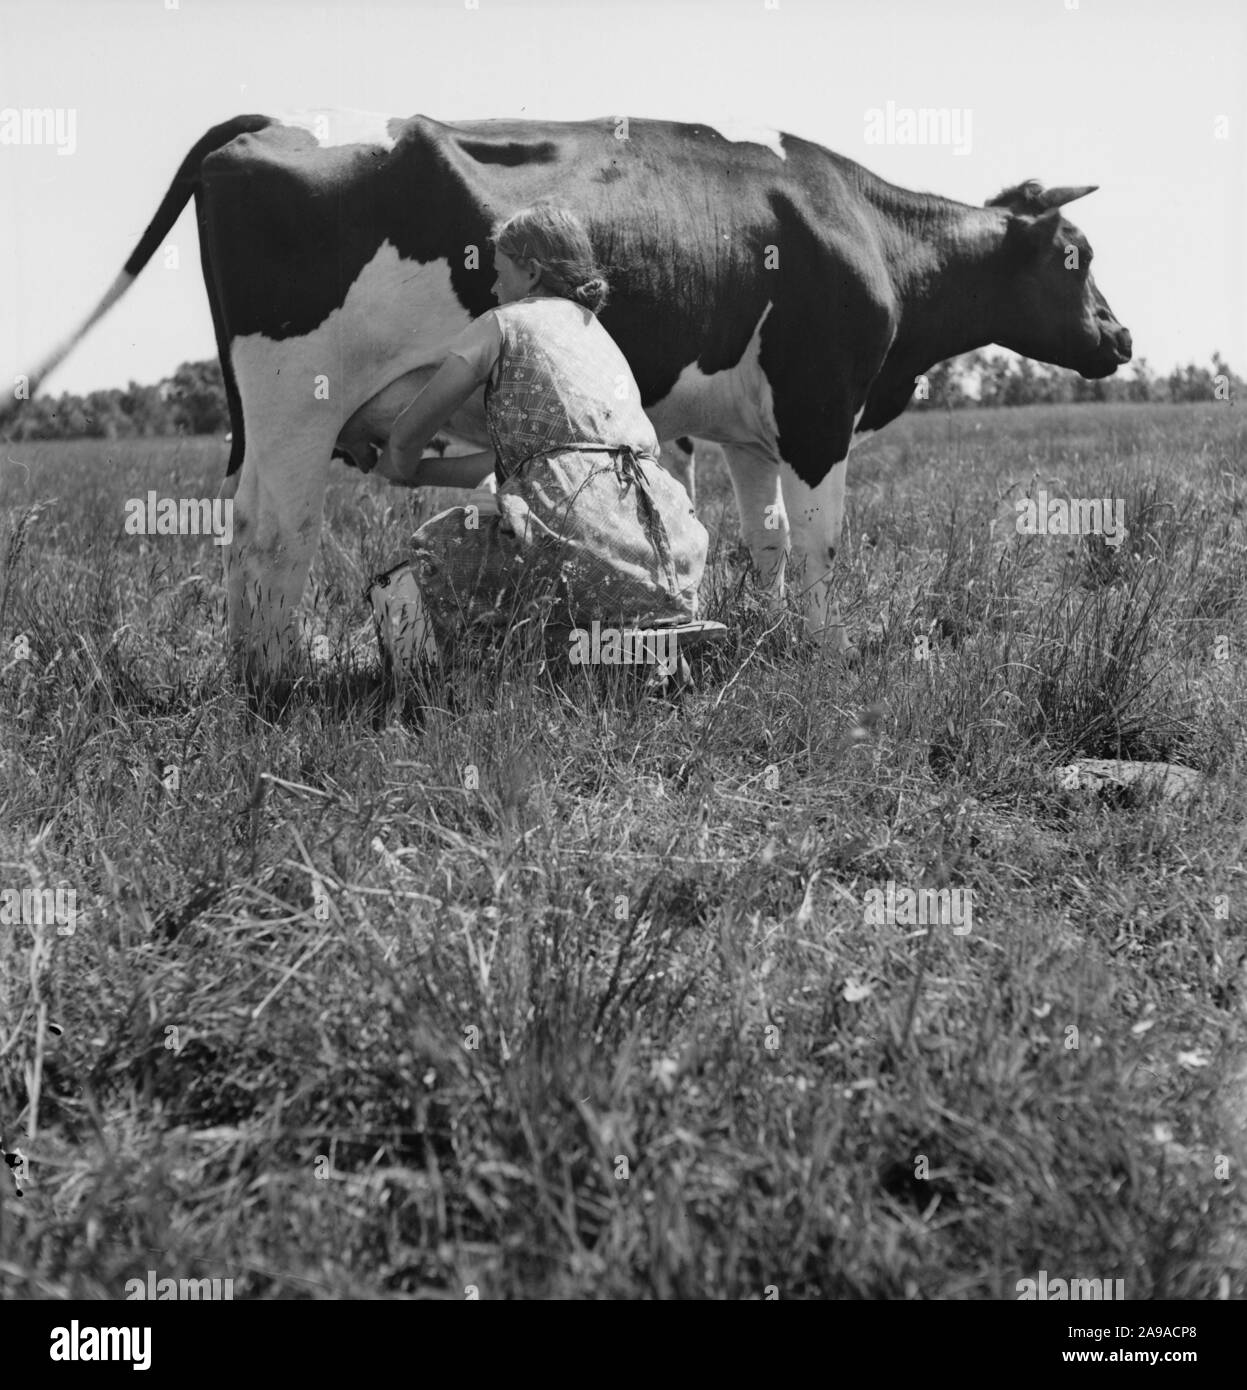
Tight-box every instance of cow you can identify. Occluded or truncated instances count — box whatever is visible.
[0,110,1131,680]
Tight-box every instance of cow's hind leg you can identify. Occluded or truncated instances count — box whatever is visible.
[221,421,336,683]
[657,437,697,507]
[779,457,849,653]
[721,444,789,611]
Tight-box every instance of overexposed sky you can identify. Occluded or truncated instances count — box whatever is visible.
[0,0,1243,396]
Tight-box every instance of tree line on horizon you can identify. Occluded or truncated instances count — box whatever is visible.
[913,349,1241,411]
[4,359,229,442]
[1,350,1240,442]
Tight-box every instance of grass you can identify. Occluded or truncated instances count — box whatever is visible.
[1,402,1245,1299]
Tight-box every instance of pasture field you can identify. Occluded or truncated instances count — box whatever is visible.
[1,401,1245,1299]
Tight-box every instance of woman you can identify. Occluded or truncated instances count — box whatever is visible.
[373,204,707,659]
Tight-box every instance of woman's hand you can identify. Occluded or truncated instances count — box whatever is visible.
[373,440,398,481]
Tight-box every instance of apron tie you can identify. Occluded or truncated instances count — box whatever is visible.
[510,443,683,602]
[611,446,681,599]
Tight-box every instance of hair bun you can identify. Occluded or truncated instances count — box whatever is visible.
[573,277,609,313]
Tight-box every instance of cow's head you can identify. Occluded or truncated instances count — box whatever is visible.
[987,181,1131,378]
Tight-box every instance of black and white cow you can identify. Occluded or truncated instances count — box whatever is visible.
[1,110,1130,678]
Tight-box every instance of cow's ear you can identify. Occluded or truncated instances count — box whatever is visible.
[1005,206,1065,259]
[986,180,1045,214]
[988,181,1097,215]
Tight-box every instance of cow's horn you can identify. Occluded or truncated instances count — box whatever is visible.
[1038,184,1098,210]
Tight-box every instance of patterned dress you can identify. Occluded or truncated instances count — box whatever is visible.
[408,296,707,643]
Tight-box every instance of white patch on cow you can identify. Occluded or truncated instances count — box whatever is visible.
[225,241,475,670]
[274,107,398,151]
[644,302,779,446]
[231,240,474,430]
[705,120,786,162]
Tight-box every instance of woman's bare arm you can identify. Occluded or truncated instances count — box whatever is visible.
[376,447,496,489]
[382,355,487,482]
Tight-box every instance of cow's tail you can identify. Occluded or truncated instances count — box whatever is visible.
[0,114,273,435]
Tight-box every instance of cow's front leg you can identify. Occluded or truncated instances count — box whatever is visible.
[722,444,789,611]
[780,456,849,653]
[220,428,335,682]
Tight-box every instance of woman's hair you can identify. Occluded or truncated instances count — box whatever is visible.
[492,204,610,314]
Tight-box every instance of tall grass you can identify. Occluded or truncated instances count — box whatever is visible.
[1,408,1244,1298]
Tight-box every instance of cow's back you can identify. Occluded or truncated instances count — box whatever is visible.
[201,115,883,398]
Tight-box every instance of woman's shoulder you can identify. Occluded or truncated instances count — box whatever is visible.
[500,295,593,321]
[445,310,503,379]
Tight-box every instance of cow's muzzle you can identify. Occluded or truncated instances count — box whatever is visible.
[1081,318,1132,379]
